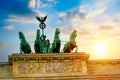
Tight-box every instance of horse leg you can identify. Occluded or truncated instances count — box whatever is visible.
[75,46,78,53]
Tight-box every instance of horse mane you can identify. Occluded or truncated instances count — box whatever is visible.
[70,30,77,41]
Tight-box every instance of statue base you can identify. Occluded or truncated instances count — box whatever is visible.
[9,52,90,80]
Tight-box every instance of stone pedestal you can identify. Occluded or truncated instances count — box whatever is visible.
[9,52,89,79]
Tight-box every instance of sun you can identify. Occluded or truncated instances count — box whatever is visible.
[94,43,107,55]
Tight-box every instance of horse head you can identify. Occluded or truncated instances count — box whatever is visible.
[70,30,77,41]
[19,31,25,40]
[50,28,61,53]
[36,30,40,40]
[54,28,60,40]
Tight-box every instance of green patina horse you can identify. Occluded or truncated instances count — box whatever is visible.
[63,30,78,53]
[19,31,31,54]
[49,28,61,53]
[34,30,41,53]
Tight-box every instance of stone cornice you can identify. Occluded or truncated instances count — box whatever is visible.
[88,59,120,65]
[9,52,89,63]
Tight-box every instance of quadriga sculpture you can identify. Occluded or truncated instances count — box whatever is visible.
[19,31,31,54]
[63,30,78,53]
[49,28,61,53]
[34,30,41,53]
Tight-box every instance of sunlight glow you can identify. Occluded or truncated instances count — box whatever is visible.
[94,43,107,55]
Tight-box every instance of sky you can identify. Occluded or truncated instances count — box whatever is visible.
[0,0,120,62]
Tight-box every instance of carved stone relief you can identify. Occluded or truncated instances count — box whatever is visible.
[17,61,82,74]
[18,63,43,74]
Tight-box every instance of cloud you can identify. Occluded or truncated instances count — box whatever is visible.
[78,30,91,35]
[34,0,45,9]
[29,0,36,8]
[0,0,36,27]
[33,0,58,9]
[114,13,120,23]
[7,15,36,24]
[58,8,86,23]
[6,10,47,24]
[58,0,112,24]
[60,26,75,35]
[26,31,36,37]
[114,18,120,23]
[0,43,7,49]
[99,26,113,30]
[57,0,116,44]
[1,0,58,27]
[3,26,14,30]
[86,0,111,19]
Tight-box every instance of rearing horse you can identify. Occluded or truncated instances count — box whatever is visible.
[49,28,61,53]
[19,31,31,54]
[63,30,78,53]
[34,30,41,53]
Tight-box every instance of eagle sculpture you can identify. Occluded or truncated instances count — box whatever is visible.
[36,16,47,23]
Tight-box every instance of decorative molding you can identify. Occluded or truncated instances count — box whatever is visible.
[88,60,120,65]
[9,53,89,63]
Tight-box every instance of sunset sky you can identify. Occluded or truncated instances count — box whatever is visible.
[0,0,120,62]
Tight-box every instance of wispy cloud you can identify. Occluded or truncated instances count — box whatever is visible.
[58,8,86,23]
[26,31,36,37]
[3,26,14,30]
[99,26,113,30]
[58,0,112,25]
[7,15,36,24]
[0,0,36,27]
[114,13,120,23]
[33,0,58,9]
[29,0,36,8]
[7,10,47,24]
[86,0,111,19]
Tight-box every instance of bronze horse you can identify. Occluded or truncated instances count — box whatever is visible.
[19,31,31,54]
[63,30,78,53]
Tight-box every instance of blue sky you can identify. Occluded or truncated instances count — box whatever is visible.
[0,0,120,62]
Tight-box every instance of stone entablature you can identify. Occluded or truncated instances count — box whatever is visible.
[88,59,120,65]
[9,52,89,63]
[9,53,89,78]
[1,53,120,80]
